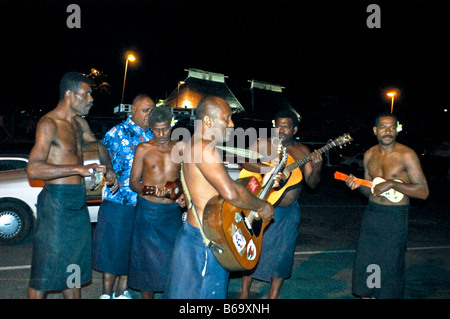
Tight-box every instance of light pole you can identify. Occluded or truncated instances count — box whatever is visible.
[387,92,395,113]
[176,81,185,108]
[121,53,136,105]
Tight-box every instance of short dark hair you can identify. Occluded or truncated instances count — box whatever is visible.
[59,72,92,100]
[274,108,300,127]
[148,107,173,127]
[374,113,397,127]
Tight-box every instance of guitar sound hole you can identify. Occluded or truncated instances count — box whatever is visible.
[252,219,262,237]
[240,212,262,237]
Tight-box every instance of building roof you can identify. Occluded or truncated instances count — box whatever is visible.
[162,68,246,114]
[243,79,301,122]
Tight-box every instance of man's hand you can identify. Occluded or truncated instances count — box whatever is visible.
[372,180,394,197]
[81,163,100,177]
[176,194,186,208]
[310,150,323,171]
[104,167,119,194]
[257,202,274,222]
[345,174,361,191]
[262,167,287,188]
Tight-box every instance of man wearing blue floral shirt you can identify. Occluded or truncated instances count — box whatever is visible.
[92,94,155,299]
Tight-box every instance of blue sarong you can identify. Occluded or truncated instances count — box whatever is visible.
[29,184,91,291]
[92,199,136,275]
[128,197,183,292]
[165,221,230,299]
[250,200,301,282]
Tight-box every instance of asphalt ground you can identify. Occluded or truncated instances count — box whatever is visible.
[1,167,449,302]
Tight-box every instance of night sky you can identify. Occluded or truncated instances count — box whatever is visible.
[1,0,448,151]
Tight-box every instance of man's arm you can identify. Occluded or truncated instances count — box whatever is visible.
[27,117,93,180]
[129,143,145,195]
[77,116,118,191]
[301,146,322,189]
[198,142,273,221]
[346,151,372,198]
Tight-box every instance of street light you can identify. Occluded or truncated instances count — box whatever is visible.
[387,91,396,113]
[176,81,185,108]
[121,53,136,105]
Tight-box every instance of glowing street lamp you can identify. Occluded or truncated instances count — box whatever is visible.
[387,91,396,114]
[176,81,185,108]
[121,53,136,105]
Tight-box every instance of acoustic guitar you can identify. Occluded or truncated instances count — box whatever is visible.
[239,133,353,205]
[202,146,288,272]
[82,141,105,200]
[334,171,404,203]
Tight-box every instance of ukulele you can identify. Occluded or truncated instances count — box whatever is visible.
[334,171,404,203]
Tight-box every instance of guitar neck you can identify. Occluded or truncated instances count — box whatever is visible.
[284,142,334,174]
[257,148,287,200]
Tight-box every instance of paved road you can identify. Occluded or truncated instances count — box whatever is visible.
[1,168,449,299]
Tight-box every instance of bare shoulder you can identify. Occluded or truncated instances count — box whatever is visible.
[294,142,312,156]
[138,140,157,151]
[37,114,57,129]
[364,145,377,157]
[35,114,58,140]
[396,143,421,161]
[395,142,415,154]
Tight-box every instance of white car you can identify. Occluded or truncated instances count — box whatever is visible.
[0,155,100,245]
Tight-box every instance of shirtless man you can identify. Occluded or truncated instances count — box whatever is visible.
[240,108,323,299]
[165,96,274,299]
[26,72,118,299]
[345,113,429,298]
[128,107,185,299]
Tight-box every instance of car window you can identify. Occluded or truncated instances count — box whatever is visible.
[0,159,28,171]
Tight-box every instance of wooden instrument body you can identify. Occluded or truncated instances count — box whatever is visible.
[239,154,302,206]
[203,177,270,272]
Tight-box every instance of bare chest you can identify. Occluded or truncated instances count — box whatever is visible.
[367,152,408,182]
[49,120,84,163]
[143,148,180,182]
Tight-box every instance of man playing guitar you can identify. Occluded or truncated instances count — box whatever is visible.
[240,108,323,299]
[165,96,273,299]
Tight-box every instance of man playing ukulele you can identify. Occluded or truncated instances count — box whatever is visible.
[345,112,429,298]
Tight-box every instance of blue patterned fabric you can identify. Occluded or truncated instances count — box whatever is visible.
[102,116,153,206]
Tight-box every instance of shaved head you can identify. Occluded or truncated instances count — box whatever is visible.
[195,96,230,121]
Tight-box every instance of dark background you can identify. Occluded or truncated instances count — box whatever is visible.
[0,0,448,155]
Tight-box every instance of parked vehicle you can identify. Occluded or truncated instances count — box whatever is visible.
[340,153,364,170]
[0,155,28,172]
[0,155,101,245]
